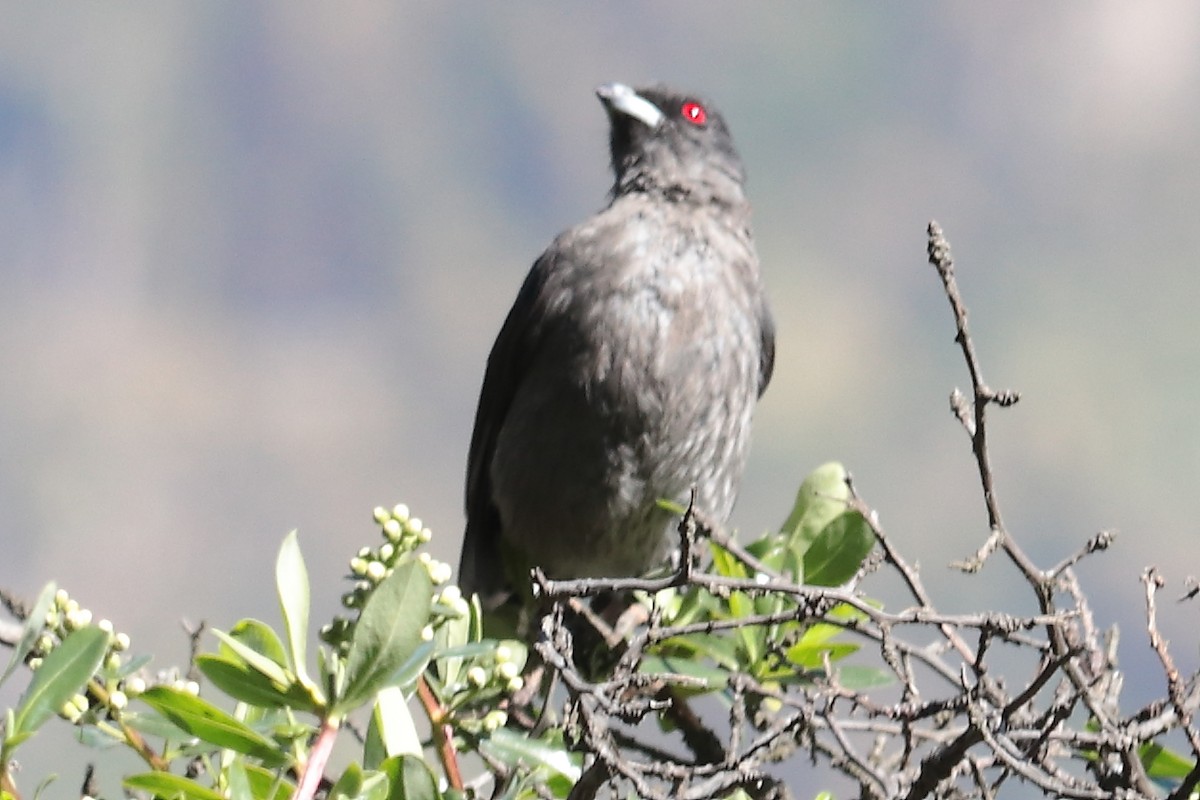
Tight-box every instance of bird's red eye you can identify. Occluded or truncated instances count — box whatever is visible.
[681,101,707,126]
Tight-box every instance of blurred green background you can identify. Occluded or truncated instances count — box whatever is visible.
[3,4,1199,795]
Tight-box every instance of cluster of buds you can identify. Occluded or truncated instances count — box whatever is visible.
[321,503,453,651]
[465,641,525,696]
[450,638,527,734]
[31,589,141,723]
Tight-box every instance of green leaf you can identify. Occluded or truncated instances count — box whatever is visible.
[710,545,750,580]
[778,462,852,572]
[638,654,730,695]
[379,754,441,800]
[785,641,859,671]
[330,762,392,800]
[195,653,315,711]
[210,629,294,689]
[433,599,473,690]
[335,561,432,714]
[106,652,152,681]
[386,641,435,697]
[366,686,422,767]
[241,763,295,800]
[786,621,861,669]
[1140,739,1195,782]
[835,665,894,691]
[121,709,201,742]
[125,772,226,800]
[0,582,57,687]
[803,510,874,587]
[226,618,290,667]
[125,773,224,800]
[653,628,742,670]
[138,686,288,767]
[276,531,313,691]
[480,728,582,784]
[11,625,109,738]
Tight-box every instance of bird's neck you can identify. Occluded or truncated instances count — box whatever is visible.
[611,168,750,219]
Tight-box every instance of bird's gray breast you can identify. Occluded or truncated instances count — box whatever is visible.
[490,203,762,580]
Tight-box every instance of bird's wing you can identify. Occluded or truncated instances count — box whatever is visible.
[460,251,556,604]
[757,294,776,397]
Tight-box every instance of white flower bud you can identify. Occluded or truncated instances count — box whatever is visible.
[383,518,402,541]
[496,660,520,681]
[108,690,128,711]
[429,561,452,585]
[366,561,388,582]
[392,503,410,522]
[66,608,93,630]
[373,506,390,524]
[124,677,147,696]
[467,666,488,687]
[61,701,81,723]
[439,586,462,606]
[420,625,434,641]
[506,676,524,693]
[483,710,508,731]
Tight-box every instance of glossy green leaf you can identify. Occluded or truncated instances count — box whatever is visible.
[379,754,441,800]
[226,618,290,666]
[803,510,874,587]
[778,462,852,573]
[242,763,295,800]
[336,561,432,714]
[276,531,313,691]
[11,625,109,737]
[480,728,581,783]
[106,652,152,681]
[653,632,741,670]
[195,653,315,711]
[125,772,226,800]
[1139,740,1194,781]
[366,685,422,767]
[330,762,390,800]
[211,628,294,689]
[639,654,730,695]
[433,601,472,690]
[835,665,894,691]
[121,708,199,742]
[785,641,859,670]
[0,582,57,687]
[138,685,288,767]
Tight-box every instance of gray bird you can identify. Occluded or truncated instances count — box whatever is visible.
[459,83,774,611]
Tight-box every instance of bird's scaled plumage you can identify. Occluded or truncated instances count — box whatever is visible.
[460,83,774,610]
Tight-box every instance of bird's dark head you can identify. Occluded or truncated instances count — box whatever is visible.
[596,83,746,208]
